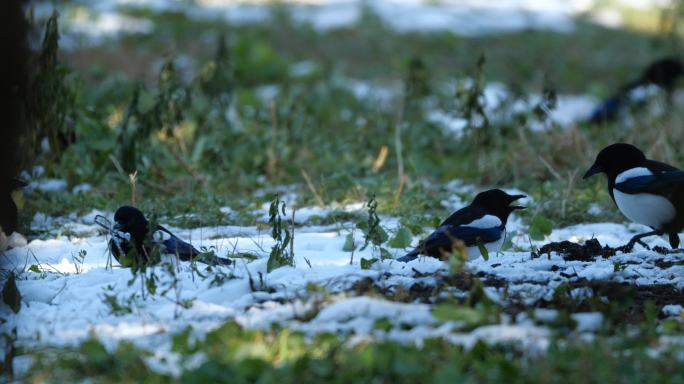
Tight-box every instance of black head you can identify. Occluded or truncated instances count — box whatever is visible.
[641,57,684,88]
[113,206,149,246]
[471,189,526,223]
[583,143,646,181]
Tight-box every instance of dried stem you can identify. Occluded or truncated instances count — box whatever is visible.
[301,169,325,207]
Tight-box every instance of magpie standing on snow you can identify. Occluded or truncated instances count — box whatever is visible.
[584,143,684,249]
[587,57,684,124]
[397,189,525,262]
[97,206,232,267]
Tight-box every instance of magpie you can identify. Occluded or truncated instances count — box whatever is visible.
[397,189,525,262]
[587,57,684,124]
[584,143,684,249]
[98,206,232,267]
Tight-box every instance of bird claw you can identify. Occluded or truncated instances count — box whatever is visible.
[621,238,651,253]
[619,242,635,253]
[637,240,651,250]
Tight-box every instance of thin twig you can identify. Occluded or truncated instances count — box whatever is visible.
[301,169,325,207]
[129,171,138,206]
[290,208,296,262]
[394,95,407,206]
[349,226,356,265]
[372,145,389,173]
[166,144,205,185]
[538,155,563,182]
[108,154,126,175]
[267,101,279,180]
[108,154,174,195]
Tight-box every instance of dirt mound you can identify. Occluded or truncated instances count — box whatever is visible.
[535,238,617,261]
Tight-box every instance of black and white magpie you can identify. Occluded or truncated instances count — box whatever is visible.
[584,143,684,249]
[588,57,684,124]
[397,189,525,262]
[98,206,232,267]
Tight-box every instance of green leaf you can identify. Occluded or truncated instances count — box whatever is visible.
[267,249,283,273]
[373,318,393,332]
[80,338,109,364]
[11,190,24,210]
[374,227,389,245]
[357,221,389,247]
[501,230,515,251]
[2,272,21,313]
[476,237,489,261]
[432,304,484,326]
[172,327,198,356]
[342,233,356,252]
[529,215,553,241]
[146,274,157,296]
[388,227,413,249]
[28,265,42,273]
[360,258,378,270]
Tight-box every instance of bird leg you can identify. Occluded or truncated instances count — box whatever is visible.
[623,230,662,251]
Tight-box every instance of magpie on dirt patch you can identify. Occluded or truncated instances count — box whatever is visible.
[584,143,684,249]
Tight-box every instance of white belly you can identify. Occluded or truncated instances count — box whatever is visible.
[613,189,676,229]
[467,236,504,260]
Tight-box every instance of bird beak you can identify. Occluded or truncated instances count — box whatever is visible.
[583,163,602,179]
[508,194,526,210]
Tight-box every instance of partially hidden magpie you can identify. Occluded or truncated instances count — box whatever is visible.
[97,206,233,267]
[397,189,525,262]
[587,57,684,124]
[584,143,684,249]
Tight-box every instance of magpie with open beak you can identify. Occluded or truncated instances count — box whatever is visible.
[397,189,525,262]
[584,143,684,249]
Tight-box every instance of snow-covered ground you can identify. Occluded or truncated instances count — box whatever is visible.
[427,81,599,135]
[33,0,672,48]
[2,191,684,374]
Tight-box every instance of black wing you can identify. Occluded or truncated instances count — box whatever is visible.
[645,159,681,173]
[615,171,684,196]
[157,225,200,261]
[397,224,503,262]
[157,225,232,266]
[439,204,489,227]
[587,95,624,124]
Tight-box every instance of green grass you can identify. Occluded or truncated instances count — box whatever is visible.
[28,5,682,232]
[9,4,684,381]
[21,321,684,383]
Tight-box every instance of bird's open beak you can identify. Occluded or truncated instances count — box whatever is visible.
[508,194,526,210]
[583,163,602,179]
